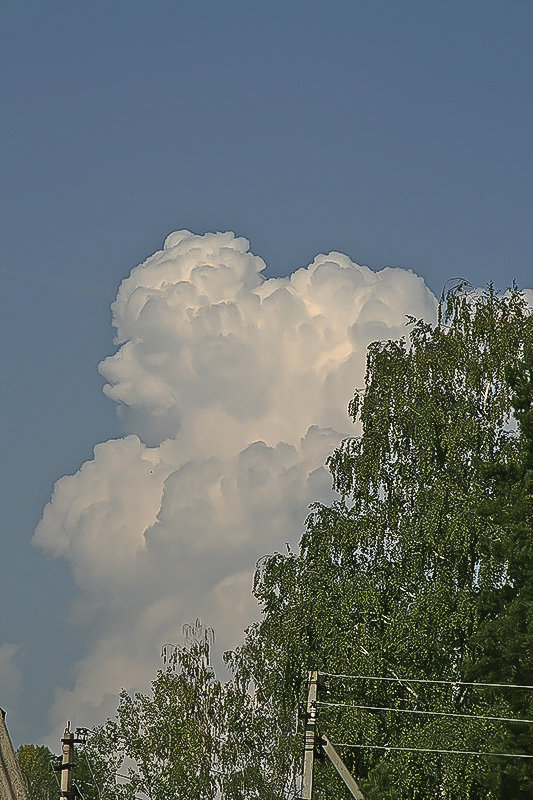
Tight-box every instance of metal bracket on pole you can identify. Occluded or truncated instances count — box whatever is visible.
[301,670,318,799]
[319,734,365,799]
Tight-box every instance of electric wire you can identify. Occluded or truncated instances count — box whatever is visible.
[116,772,134,781]
[115,769,149,800]
[82,749,102,800]
[316,699,533,725]
[318,671,533,690]
[312,673,533,762]
[331,742,533,759]
[51,759,61,790]
[73,784,86,800]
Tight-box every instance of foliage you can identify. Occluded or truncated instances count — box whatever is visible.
[468,344,533,797]
[231,283,533,799]
[86,620,297,799]
[72,739,118,800]
[89,626,222,800]
[16,739,114,800]
[16,744,57,800]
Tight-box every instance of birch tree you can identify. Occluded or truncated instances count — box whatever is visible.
[233,284,533,799]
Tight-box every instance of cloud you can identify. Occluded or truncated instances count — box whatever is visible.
[33,230,437,736]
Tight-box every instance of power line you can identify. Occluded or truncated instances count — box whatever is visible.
[73,784,86,800]
[316,699,533,725]
[332,742,533,759]
[50,759,61,790]
[318,671,533,690]
[82,750,101,800]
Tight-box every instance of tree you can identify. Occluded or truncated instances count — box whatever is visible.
[16,744,57,800]
[468,343,533,798]
[72,739,118,800]
[87,620,297,799]
[17,739,114,800]
[88,623,222,800]
[231,284,533,799]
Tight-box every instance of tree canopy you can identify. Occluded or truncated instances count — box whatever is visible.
[16,744,57,800]
[232,283,533,799]
[16,740,109,800]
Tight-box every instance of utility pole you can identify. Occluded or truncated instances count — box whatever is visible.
[301,670,318,800]
[59,723,74,800]
[56,724,89,799]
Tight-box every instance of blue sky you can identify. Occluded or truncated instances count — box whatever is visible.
[1,0,531,746]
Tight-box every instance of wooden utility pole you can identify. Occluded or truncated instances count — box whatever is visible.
[59,724,74,800]
[301,670,318,799]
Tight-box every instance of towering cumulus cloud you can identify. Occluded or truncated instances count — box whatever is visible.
[34,230,437,733]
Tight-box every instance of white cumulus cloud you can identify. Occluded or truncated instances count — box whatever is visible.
[34,230,437,737]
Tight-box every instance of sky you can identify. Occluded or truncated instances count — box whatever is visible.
[0,0,531,748]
